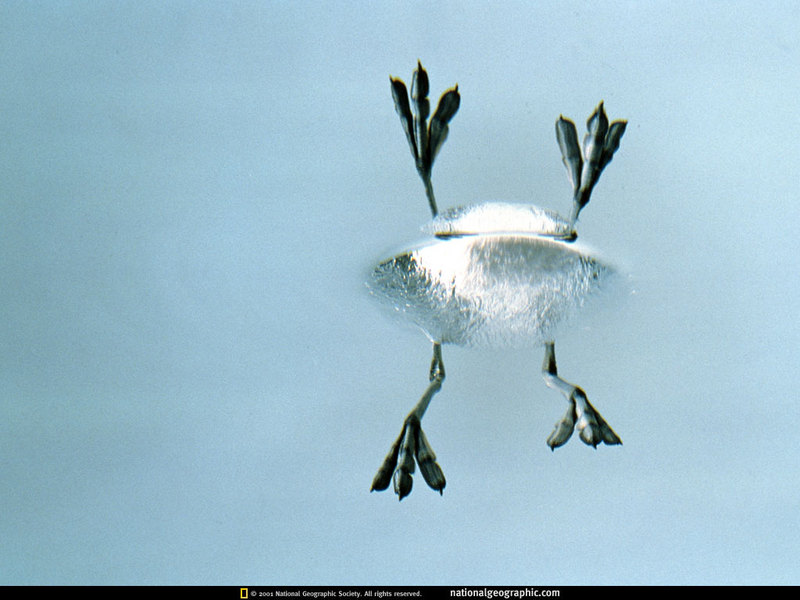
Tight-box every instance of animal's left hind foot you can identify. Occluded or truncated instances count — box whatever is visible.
[542,341,622,450]
[546,388,621,450]
[370,416,446,500]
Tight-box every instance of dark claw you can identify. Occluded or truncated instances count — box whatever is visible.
[428,86,460,165]
[418,461,445,494]
[555,116,582,195]
[393,416,418,500]
[575,392,622,448]
[370,432,402,492]
[397,423,417,473]
[590,402,623,446]
[370,465,393,492]
[415,428,446,493]
[599,120,627,171]
[431,86,460,124]
[578,426,600,447]
[411,63,431,172]
[372,418,446,498]
[546,402,577,450]
[390,77,418,163]
[411,60,429,100]
[393,468,413,501]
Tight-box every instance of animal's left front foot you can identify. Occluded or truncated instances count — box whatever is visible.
[371,416,446,500]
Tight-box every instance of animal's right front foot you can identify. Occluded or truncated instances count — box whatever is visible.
[370,416,446,501]
[555,102,627,224]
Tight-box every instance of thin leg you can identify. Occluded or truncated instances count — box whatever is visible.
[422,175,438,219]
[390,63,460,218]
[555,103,627,226]
[541,341,621,450]
[371,342,447,500]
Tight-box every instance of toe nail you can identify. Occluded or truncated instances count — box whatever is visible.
[393,469,413,499]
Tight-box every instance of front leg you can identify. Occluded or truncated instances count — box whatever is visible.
[390,62,460,217]
[555,103,627,226]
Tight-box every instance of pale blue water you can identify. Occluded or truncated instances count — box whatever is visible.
[2,0,799,585]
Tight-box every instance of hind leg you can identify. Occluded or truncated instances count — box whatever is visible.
[541,341,622,450]
[371,343,447,500]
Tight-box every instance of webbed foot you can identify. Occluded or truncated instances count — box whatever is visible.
[542,342,622,450]
[371,343,447,500]
[371,416,446,500]
[555,102,627,225]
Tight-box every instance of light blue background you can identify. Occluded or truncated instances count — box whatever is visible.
[2,0,798,585]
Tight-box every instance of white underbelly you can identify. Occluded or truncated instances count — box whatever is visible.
[368,233,614,347]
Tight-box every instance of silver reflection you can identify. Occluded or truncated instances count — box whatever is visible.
[368,226,612,348]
